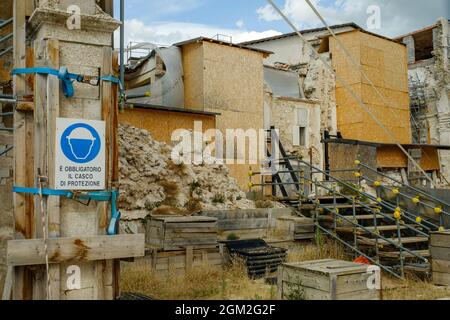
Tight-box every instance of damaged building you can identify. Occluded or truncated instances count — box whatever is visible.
[395,19,450,184]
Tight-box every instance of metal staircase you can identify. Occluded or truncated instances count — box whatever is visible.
[249,130,450,279]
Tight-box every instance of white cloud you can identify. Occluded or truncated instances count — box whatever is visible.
[115,19,282,48]
[236,19,245,29]
[257,0,448,37]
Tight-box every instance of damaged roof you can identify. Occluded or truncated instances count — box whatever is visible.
[174,37,273,56]
[240,22,402,46]
[240,22,362,45]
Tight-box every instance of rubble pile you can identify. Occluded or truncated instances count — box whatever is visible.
[118,124,261,218]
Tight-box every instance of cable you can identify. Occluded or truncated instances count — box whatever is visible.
[265,0,436,187]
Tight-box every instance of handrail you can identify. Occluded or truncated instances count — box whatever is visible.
[316,224,402,279]
[0,146,13,157]
[298,160,435,234]
[359,161,450,209]
[310,176,430,238]
[0,18,13,29]
[361,173,450,222]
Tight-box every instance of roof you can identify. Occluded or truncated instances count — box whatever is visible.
[239,22,361,45]
[174,37,273,56]
[240,22,401,46]
[125,102,221,117]
[324,137,450,150]
[393,20,450,41]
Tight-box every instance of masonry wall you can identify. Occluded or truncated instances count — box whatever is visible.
[331,30,412,145]
[265,93,322,169]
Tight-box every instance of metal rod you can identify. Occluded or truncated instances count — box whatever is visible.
[360,162,450,208]
[120,0,125,110]
[0,46,13,58]
[305,175,431,236]
[0,112,14,117]
[316,224,402,279]
[0,128,13,132]
[319,202,428,262]
[0,33,13,43]
[0,18,13,29]
[300,160,437,232]
[362,173,450,220]
[0,146,13,157]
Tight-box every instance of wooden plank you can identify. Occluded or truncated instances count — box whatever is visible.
[16,101,34,111]
[13,0,33,301]
[0,157,13,167]
[185,246,193,273]
[431,234,450,248]
[153,216,217,223]
[97,46,113,300]
[0,133,13,145]
[7,234,145,267]
[430,246,450,261]
[432,259,450,274]
[433,272,450,286]
[46,38,60,300]
[1,266,13,300]
[32,39,48,300]
[219,218,269,230]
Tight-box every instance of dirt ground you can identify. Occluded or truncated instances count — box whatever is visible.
[120,241,450,300]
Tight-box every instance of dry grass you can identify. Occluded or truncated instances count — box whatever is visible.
[120,261,276,300]
[382,275,450,300]
[121,239,450,300]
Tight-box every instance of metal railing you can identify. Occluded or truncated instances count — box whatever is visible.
[357,161,449,229]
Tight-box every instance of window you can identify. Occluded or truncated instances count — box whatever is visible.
[293,108,309,147]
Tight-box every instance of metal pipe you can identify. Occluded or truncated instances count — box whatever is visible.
[0,146,13,157]
[120,0,125,110]
[303,173,433,235]
[300,160,438,232]
[0,112,13,117]
[0,128,13,132]
[360,162,450,208]
[316,224,402,279]
[362,173,450,220]
[0,18,13,29]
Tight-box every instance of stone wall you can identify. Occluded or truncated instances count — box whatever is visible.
[407,19,450,184]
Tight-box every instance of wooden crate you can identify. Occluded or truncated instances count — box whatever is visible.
[431,231,450,286]
[278,259,381,300]
[135,246,224,277]
[145,216,218,251]
[276,217,315,241]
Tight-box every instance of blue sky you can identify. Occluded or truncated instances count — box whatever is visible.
[113,0,449,46]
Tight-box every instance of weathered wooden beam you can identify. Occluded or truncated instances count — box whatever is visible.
[16,101,34,111]
[7,234,145,267]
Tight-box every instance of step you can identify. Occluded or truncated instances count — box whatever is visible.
[336,225,410,233]
[358,236,429,246]
[378,250,430,259]
[318,214,385,222]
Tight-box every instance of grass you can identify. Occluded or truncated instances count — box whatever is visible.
[120,242,450,300]
[120,260,276,300]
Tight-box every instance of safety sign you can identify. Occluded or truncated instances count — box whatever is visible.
[55,118,106,190]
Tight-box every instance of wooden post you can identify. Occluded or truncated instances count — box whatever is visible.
[13,0,34,301]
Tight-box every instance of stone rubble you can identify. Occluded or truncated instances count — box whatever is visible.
[119,124,284,221]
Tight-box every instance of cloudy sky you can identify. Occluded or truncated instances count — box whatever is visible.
[113,0,449,46]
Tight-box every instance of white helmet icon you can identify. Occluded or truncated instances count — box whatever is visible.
[66,126,97,161]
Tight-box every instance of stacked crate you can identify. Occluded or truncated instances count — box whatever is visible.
[278,259,381,300]
[431,231,450,286]
[141,216,223,276]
